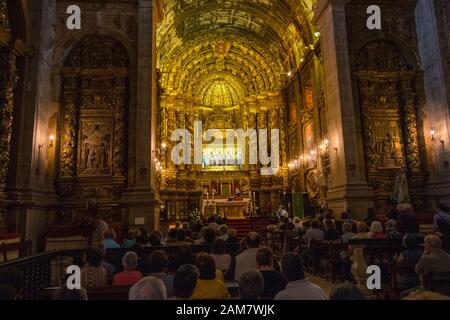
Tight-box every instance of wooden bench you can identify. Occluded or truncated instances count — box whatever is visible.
[423,272,450,296]
[0,240,32,263]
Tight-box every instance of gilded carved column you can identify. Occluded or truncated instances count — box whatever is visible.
[59,76,78,179]
[0,46,18,190]
[166,106,176,171]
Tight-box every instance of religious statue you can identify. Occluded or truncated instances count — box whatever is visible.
[392,168,411,204]
[381,132,397,165]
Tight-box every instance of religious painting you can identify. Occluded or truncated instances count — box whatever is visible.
[304,86,313,109]
[78,120,113,176]
[290,102,298,125]
[303,122,314,155]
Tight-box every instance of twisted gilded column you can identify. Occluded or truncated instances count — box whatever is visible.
[0,46,18,190]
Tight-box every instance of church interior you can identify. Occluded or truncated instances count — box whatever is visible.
[1,0,450,301]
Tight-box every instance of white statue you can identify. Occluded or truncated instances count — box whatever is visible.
[393,168,411,204]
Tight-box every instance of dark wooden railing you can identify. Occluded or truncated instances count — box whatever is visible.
[0,243,241,300]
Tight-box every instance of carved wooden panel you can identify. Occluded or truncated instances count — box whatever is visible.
[355,40,425,211]
[0,46,17,190]
[58,36,129,202]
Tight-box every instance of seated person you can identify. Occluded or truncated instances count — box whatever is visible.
[352,222,371,239]
[225,228,239,243]
[103,229,121,249]
[256,247,287,299]
[173,264,199,300]
[275,253,327,300]
[129,276,167,300]
[113,251,143,286]
[239,270,264,300]
[324,219,340,241]
[191,252,230,300]
[329,282,365,300]
[122,230,138,248]
[217,224,229,241]
[385,208,400,238]
[368,221,385,239]
[148,250,174,297]
[81,246,108,287]
[234,232,261,281]
[416,234,450,284]
[210,238,232,274]
[340,222,354,243]
[395,233,422,287]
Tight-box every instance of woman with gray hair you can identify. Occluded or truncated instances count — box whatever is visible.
[129,276,167,300]
[239,270,264,300]
[113,251,143,286]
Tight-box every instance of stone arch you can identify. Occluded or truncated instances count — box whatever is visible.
[53,28,136,69]
[57,35,131,216]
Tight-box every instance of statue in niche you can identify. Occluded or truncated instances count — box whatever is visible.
[80,124,111,175]
[392,168,411,204]
[381,133,397,165]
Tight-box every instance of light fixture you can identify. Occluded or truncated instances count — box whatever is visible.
[38,135,55,149]
[430,130,436,141]
[161,142,167,149]
[314,31,320,38]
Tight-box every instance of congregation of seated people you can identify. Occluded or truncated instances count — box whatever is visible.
[5,202,448,301]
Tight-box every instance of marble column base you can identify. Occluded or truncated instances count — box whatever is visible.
[326,183,374,220]
[122,188,162,231]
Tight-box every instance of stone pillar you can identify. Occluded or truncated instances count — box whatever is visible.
[416,0,450,205]
[123,0,161,231]
[313,0,373,218]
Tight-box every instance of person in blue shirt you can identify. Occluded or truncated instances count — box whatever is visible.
[122,230,137,248]
[103,229,121,249]
[433,203,450,235]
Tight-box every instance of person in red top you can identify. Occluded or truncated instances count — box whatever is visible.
[113,251,143,286]
[369,221,386,239]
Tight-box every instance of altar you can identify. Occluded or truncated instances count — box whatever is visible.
[201,198,251,220]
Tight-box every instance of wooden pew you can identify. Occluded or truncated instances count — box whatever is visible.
[423,272,450,296]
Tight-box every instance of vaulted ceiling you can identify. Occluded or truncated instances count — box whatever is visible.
[157,0,316,107]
